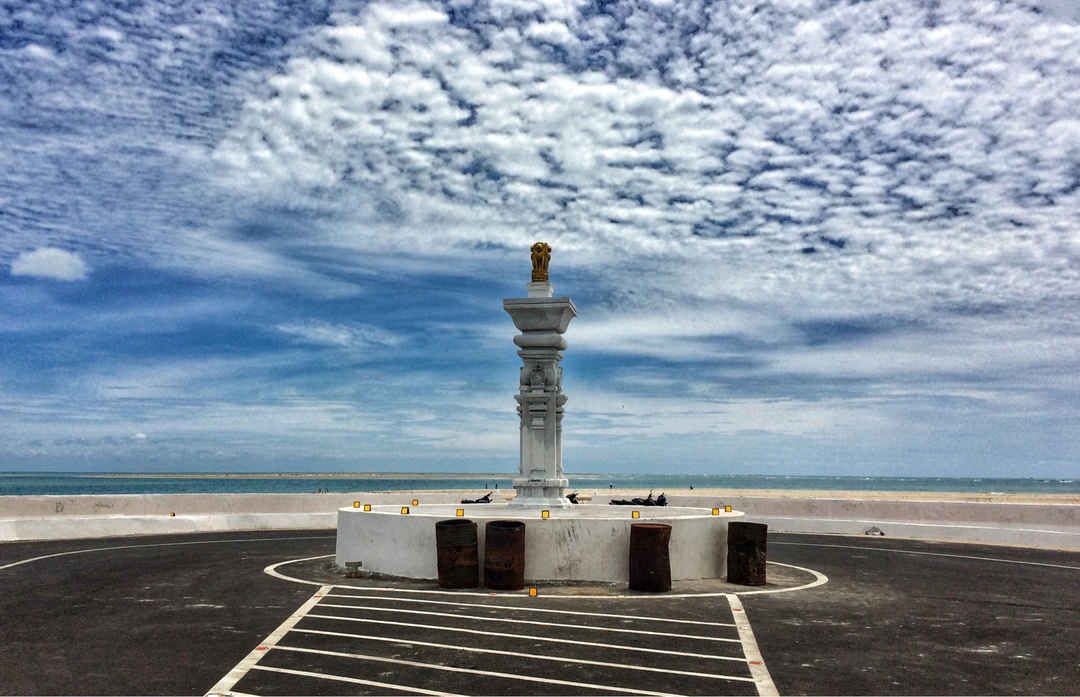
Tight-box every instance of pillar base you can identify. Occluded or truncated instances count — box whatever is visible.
[510,477,570,508]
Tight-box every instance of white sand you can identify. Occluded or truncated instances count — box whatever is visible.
[377,487,1080,506]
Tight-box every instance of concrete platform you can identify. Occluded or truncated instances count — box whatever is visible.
[336,503,744,582]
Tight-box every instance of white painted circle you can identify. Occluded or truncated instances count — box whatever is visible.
[263,554,829,598]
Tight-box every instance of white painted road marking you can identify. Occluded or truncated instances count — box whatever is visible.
[727,593,779,697]
[324,592,738,626]
[266,554,830,597]
[735,560,830,596]
[255,554,792,693]
[293,624,749,664]
[272,643,686,695]
[264,554,336,586]
[215,565,769,695]
[0,535,334,572]
[773,541,1080,570]
[309,605,744,643]
[249,664,465,696]
[205,585,333,697]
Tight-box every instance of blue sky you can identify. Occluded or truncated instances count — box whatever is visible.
[1,0,1078,476]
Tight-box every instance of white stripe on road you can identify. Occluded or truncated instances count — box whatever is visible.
[0,535,334,572]
[264,554,334,586]
[324,592,737,626]
[266,555,829,598]
[293,624,748,663]
[305,613,746,660]
[726,593,779,697]
[274,643,705,694]
[291,622,756,682]
[249,664,464,696]
[735,561,829,596]
[767,517,1080,536]
[312,604,742,643]
[773,541,1080,571]
[204,585,333,697]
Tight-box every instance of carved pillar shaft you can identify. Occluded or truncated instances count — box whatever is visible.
[503,244,576,508]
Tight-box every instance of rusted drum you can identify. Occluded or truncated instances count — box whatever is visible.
[727,521,767,585]
[629,523,672,592]
[484,520,526,590]
[435,519,479,588]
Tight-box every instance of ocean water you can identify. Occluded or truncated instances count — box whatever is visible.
[0,472,1077,496]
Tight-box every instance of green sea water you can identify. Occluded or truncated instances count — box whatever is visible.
[0,472,1076,496]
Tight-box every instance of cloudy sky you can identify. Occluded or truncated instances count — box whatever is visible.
[2,0,1078,476]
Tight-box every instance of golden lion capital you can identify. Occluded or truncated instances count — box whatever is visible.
[530,242,551,282]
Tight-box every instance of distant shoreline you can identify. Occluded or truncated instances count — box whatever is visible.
[352,487,1079,504]
[14,483,1079,504]
[82,472,533,480]
[3,472,1073,502]
[55,475,1080,504]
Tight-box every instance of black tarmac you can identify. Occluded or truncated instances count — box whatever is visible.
[0,530,1077,695]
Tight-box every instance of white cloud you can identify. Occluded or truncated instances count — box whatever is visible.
[526,21,579,48]
[275,320,403,350]
[10,247,89,281]
[3,0,1080,474]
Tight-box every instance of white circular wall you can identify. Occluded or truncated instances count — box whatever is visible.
[335,503,743,583]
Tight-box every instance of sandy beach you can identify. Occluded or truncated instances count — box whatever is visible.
[83,472,512,480]
[356,486,1080,506]
[638,488,1080,504]
[76,473,1080,505]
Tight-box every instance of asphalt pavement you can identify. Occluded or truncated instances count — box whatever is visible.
[1,530,1077,695]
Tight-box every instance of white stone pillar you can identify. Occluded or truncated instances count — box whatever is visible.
[503,256,576,508]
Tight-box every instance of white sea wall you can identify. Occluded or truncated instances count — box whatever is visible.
[0,490,1077,548]
[0,491,470,517]
[663,494,1080,527]
[663,494,1080,549]
[0,491,472,542]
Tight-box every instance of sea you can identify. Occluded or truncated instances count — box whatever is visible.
[0,472,1077,496]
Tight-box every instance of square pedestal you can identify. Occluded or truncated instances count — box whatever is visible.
[509,477,571,508]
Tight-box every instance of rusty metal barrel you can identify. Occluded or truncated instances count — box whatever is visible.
[484,520,526,590]
[629,522,672,592]
[435,519,479,588]
[727,521,767,585]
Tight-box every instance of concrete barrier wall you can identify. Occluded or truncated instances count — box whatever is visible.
[1,491,1077,547]
[662,495,1080,527]
[661,495,1080,550]
[0,513,338,542]
[0,491,474,518]
[0,491,482,542]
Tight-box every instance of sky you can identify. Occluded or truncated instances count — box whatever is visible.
[1,0,1078,477]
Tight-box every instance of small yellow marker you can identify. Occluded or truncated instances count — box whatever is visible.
[363,504,372,512]
[169,512,175,517]
[401,506,410,515]
[528,587,538,597]
[712,507,720,516]
[633,510,642,519]
[353,501,361,508]
[455,508,465,517]
[725,505,733,513]
[412,498,419,506]
[541,510,550,519]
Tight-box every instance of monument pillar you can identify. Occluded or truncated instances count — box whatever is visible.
[504,242,577,508]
